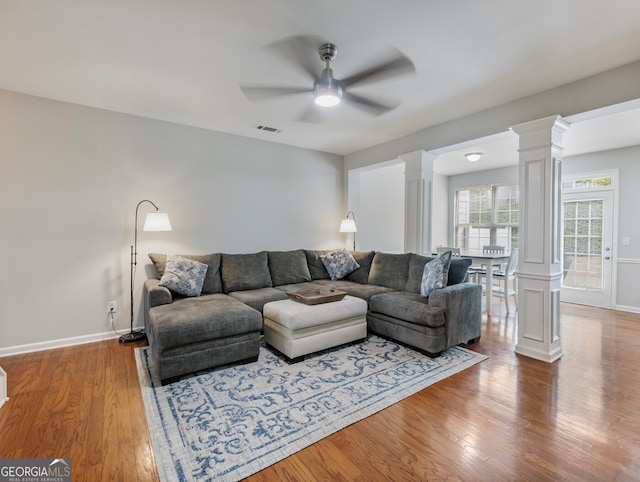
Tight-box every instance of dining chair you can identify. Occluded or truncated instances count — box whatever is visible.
[563,254,572,280]
[468,245,506,282]
[492,248,518,313]
[482,245,505,254]
[436,247,461,257]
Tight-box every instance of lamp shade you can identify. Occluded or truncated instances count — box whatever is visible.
[143,212,172,231]
[339,218,357,233]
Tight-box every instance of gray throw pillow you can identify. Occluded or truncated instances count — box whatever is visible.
[420,251,452,298]
[320,249,360,280]
[268,250,312,286]
[159,255,208,297]
[447,258,472,285]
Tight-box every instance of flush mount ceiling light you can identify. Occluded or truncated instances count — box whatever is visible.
[465,152,483,163]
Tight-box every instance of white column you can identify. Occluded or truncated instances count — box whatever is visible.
[400,150,437,255]
[511,115,570,363]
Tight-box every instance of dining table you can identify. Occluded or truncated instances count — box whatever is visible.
[449,249,511,316]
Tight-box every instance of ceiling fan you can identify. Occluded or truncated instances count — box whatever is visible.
[240,37,416,122]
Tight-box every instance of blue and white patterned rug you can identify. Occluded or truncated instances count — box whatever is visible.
[136,336,487,482]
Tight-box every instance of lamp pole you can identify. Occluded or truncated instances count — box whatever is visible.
[120,200,166,344]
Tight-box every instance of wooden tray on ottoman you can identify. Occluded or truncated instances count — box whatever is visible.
[286,287,347,305]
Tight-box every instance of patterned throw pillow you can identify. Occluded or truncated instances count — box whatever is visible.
[320,249,360,281]
[159,255,208,297]
[420,250,452,298]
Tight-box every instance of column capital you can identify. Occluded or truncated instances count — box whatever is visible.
[399,150,438,174]
[511,115,571,152]
[510,114,570,136]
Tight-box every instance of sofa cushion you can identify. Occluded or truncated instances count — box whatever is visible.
[148,293,262,351]
[405,254,472,293]
[345,251,376,284]
[368,252,411,291]
[228,287,288,312]
[149,253,222,294]
[159,255,208,297]
[369,291,446,329]
[320,249,360,280]
[312,279,395,302]
[304,250,331,280]
[420,251,452,298]
[267,250,312,286]
[221,251,272,293]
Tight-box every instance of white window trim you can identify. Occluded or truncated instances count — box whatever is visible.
[562,169,618,194]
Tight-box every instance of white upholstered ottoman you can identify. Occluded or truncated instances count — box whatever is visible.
[263,295,368,361]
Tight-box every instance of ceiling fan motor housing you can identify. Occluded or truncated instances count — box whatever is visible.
[318,43,337,62]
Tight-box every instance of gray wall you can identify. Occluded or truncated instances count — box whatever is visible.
[352,162,405,252]
[0,89,344,352]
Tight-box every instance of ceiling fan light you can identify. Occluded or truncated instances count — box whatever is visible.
[314,68,343,107]
[315,93,341,107]
[465,152,483,163]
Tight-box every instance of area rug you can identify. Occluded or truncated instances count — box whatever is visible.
[136,336,488,482]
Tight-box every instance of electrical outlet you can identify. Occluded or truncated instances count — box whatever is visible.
[108,301,118,313]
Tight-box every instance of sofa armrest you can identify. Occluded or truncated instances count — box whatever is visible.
[144,279,173,308]
[428,282,482,347]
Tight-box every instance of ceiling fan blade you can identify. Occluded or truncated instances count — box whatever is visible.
[341,51,416,89]
[266,35,324,82]
[342,92,396,116]
[240,85,312,101]
[295,103,333,123]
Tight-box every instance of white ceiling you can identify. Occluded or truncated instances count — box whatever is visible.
[2,0,640,167]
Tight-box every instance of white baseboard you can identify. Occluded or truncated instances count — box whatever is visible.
[614,304,640,315]
[0,367,8,409]
[0,326,145,358]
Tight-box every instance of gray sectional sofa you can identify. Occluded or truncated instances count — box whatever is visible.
[143,249,482,383]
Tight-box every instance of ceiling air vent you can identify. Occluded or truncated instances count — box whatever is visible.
[254,124,282,133]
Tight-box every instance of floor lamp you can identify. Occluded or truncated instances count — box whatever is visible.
[339,211,357,251]
[120,199,172,344]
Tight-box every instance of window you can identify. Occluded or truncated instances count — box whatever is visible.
[561,176,612,191]
[455,184,519,250]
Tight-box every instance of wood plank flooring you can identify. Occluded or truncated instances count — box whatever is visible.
[1,301,639,481]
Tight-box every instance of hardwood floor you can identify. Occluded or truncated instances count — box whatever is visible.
[1,301,639,481]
